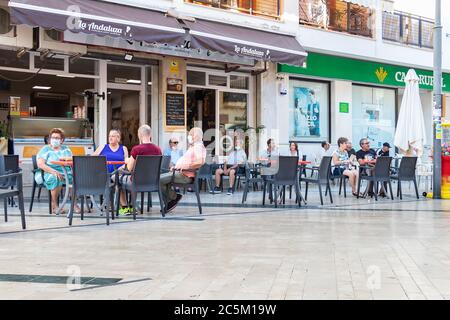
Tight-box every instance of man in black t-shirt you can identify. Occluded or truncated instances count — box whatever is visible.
[356,138,378,197]
[377,142,391,157]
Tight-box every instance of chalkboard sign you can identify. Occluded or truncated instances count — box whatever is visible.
[165,93,185,129]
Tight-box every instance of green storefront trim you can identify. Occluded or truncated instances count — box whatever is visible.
[278,52,450,93]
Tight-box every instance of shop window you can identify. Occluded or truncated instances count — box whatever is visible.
[289,79,329,142]
[69,58,97,76]
[0,9,13,35]
[209,74,227,87]
[0,49,29,69]
[352,85,396,150]
[107,64,141,84]
[187,70,206,86]
[219,91,247,131]
[34,55,65,71]
[230,75,249,90]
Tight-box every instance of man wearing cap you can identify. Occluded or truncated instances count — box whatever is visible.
[377,142,391,157]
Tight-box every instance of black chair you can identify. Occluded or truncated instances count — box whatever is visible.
[0,172,26,229]
[331,165,349,198]
[161,155,171,174]
[197,163,214,193]
[116,155,165,219]
[69,156,113,226]
[170,165,206,214]
[262,156,302,208]
[29,155,45,212]
[357,156,394,201]
[242,163,264,204]
[300,156,333,205]
[0,155,21,207]
[390,156,419,199]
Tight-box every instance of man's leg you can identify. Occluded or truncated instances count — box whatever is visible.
[229,169,236,190]
[159,172,176,207]
[215,168,224,187]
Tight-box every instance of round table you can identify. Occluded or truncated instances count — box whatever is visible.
[50,159,125,216]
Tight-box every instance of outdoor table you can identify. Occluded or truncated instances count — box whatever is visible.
[50,159,125,216]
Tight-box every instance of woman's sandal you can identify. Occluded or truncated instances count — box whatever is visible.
[352,192,365,198]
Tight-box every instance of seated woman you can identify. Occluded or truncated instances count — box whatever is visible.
[36,128,79,214]
[332,137,360,197]
[213,139,247,195]
[92,129,128,173]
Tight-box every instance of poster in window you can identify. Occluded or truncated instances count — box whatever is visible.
[289,80,328,141]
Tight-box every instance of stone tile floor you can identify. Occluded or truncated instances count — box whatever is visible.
[0,182,449,300]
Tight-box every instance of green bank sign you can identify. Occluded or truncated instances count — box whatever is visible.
[278,53,450,92]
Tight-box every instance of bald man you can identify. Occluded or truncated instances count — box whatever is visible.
[159,127,206,213]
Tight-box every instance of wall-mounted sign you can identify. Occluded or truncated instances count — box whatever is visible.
[165,93,186,130]
[279,52,450,92]
[167,78,183,92]
[169,60,179,74]
[339,102,349,113]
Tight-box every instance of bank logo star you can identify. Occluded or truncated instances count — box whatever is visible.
[375,67,388,83]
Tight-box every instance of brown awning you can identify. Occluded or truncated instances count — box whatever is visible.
[8,0,187,46]
[183,18,307,67]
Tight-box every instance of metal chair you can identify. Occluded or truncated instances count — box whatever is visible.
[390,156,419,199]
[300,156,333,205]
[143,155,171,212]
[0,172,26,229]
[242,162,264,204]
[170,165,206,214]
[29,155,44,212]
[357,156,394,201]
[161,155,171,174]
[0,155,20,208]
[116,155,165,219]
[262,156,302,208]
[69,156,113,226]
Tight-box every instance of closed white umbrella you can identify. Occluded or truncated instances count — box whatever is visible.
[394,69,427,156]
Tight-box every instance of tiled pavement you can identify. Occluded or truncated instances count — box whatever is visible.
[0,182,450,300]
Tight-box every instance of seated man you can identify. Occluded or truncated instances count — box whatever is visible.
[159,127,206,213]
[356,138,382,197]
[163,136,184,167]
[212,139,247,195]
[118,124,162,215]
[377,142,391,157]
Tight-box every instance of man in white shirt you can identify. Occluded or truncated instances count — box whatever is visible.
[213,139,247,195]
[315,140,333,164]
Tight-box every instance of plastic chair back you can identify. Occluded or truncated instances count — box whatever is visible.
[132,155,162,192]
[374,156,392,178]
[72,156,109,196]
[398,156,417,180]
[273,156,299,185]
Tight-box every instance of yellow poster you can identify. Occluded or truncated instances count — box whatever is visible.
[169,60,179,74]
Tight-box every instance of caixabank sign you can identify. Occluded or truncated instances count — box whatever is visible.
[278,52,450,92]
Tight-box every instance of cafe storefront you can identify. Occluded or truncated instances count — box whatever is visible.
[5,0,307,160]
[278,52,450,158]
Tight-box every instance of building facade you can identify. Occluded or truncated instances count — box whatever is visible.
[0,0,449,169]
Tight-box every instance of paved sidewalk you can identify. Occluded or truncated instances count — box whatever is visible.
[0,185,449,300]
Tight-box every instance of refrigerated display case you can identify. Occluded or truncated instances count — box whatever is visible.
[10,117,94,163]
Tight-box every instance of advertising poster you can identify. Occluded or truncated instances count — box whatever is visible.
[289,80,328,141]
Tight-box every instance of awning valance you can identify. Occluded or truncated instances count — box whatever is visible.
[182,19,307,67]
[8,0,187,46]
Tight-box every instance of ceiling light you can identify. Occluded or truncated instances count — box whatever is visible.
[16,47,27,59]
[40,49,51,61]
[56,74,75,78]
[32,86,51,90]
[126,79,141,84]
[69,53,83,64]
[124,52,134,61]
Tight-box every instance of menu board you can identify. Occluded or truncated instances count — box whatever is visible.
[165,93,186,129]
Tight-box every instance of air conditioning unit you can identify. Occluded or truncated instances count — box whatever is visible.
[0,5,32,48]
[38,27,87,55]
[34,92,69,100]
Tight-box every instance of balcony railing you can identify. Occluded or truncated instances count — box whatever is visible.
[299,0,373,38]
[185,0,281,19]
[382,11,433,49]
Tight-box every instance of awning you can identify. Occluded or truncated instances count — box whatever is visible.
[8,0,187,46]
[183,19,307,67]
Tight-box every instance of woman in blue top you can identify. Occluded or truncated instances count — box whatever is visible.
[36,128,74,214]
[93,129,128,173]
